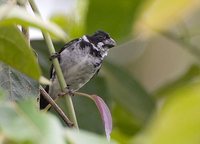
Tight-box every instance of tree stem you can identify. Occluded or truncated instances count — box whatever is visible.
[28,0,78,129]
[39,86,74,127]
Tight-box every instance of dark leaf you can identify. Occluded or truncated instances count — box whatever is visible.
[86,0,145,41]
[103,62,155,126]
[0,63,39,100]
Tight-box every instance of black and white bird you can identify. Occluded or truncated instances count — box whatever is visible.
[40,30,116,109]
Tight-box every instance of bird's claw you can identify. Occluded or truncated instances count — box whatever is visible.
[49,52,60,61]
[58,86,74,97]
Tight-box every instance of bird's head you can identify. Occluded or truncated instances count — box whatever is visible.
[84,30,116,50]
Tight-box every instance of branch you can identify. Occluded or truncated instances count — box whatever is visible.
[74,92,92,98]
[39,86,74,127]
[28,0,78,128]
[18,0,30,45]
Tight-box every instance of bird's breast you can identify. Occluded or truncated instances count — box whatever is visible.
[60,49,102,91]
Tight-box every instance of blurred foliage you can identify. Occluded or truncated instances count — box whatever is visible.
[0,26,41,80]
[136,0,200,34]
[85,0,144,41]
[103,62,155,125]
[0,0,200,143]
[0,63,39,101]
[0,91,112,144]
[0,4,67,40]
[154,65,200,98]
[133,81,200,144]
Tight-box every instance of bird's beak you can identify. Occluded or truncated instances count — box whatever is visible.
[105,38,116,48]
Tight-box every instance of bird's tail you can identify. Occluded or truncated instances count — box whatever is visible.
[39,85,50,109]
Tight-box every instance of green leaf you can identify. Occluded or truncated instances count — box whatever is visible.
[0,63,39,100]
[0,98,118,144]
[86,0,145,41]
[54,76,109,134]
[0,26,41,80]
[154,65,200,99]
[50,14,84,40]
[65,129,115,144]
[31,40,64,78]
[134,82,200,144]
[136,0,199,34]
[112,104,141,136]
[49,0,88,39]
[75,76,110,134]
[103,62,155,126]
[0,4,67,40]
[0,100,65,144]
[31,40,51,78]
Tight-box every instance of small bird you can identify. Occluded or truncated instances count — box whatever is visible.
[40,30,116,109]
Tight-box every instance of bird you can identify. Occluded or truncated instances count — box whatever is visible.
[40,30,116,109]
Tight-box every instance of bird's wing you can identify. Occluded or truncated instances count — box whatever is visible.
[59,38,79,54]
[50,38,80,78]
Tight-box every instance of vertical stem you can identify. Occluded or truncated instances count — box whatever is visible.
[28,0,78,128]
[18,0,30,45]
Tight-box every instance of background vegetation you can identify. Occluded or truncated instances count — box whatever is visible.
[0,0,200,144]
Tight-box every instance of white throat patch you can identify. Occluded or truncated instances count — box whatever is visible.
[97,42,104,48]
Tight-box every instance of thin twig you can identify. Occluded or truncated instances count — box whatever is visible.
[28,0,78,129]
[18,0,30,45]
[74,92,92,99]
[39,86,74,127]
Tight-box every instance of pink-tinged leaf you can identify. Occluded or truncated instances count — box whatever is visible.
[90,95,112,141]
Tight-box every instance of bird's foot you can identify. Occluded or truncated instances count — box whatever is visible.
[58,86,75,97]
[49,52,60,61]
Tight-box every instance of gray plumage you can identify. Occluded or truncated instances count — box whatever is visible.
[40,30,116,109]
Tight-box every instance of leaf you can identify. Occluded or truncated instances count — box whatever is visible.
[53,76,109,134]
[0,97,116,144]
[134,82,200,144]
[86,0,146,41]
[103,62,155,126]
[65,129,115,144]
[63,81,112,141]
[49,0,88,40]
[0,100,65,144]
[0,25,41,80]
[136,0,200,34]
[112,104,141,136]
[90,95,112,141]
[30,40,64,78]
[0,63,39,100]
[154,65,200,99]
[49,12,85,39]
[0,4,67,40]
